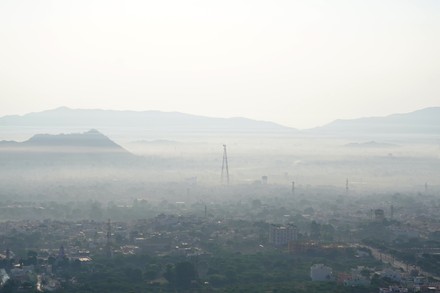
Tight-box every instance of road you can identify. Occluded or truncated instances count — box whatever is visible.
[357,244,440,281]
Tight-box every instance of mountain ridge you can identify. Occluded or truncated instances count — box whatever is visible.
[1,106,440,137]
[0,107,294,133]
[306,107,440,136]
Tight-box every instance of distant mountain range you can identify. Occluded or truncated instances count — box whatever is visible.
[308,107,440,136]
[0,106,439,137]
[0,107,294,133]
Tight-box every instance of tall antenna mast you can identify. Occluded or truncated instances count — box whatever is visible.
[221,144,229,185]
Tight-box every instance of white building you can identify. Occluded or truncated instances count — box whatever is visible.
[310,264,333,281]
[0,269,9,287]
[343,266,370,287]
[379,286,408,293]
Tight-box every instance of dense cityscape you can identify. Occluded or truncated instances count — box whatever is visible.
[1,182,440,292]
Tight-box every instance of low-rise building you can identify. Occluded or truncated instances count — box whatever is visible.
[379,286,409,293]
[342,266,370,287]
[381,268,402,282]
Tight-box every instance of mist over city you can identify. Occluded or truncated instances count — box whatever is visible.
[1,1,440,292]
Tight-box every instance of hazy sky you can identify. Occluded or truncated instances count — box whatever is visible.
[1,0,439,129]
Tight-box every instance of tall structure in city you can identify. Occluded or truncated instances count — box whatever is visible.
[374,209,385,221]
[221,144,229,185]
[269,224,298,247]
[291,180,295,195]
[345,178,349,195]
[58,245,65,258]
[106,219,113,258]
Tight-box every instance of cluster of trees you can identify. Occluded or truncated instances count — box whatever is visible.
[33,247,379,292]
[0,245,384,292]
[310,220,336,241]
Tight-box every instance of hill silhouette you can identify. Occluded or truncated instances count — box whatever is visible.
[0,107,294,133]
[309,107,440,136]
[23,129,124,150]
[0,129,136,167]
[1,106,439,139]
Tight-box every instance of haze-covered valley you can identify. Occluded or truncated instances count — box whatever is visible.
[2,1,440,291]
[1,107,439,204]
[2,108,440,292]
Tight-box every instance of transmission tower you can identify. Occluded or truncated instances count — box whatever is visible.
[221,144,229,184]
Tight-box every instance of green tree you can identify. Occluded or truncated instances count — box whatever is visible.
[165,261,198,290]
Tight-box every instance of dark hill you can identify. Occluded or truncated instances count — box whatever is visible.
[0,129,136,167]
[24,129,124,150]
